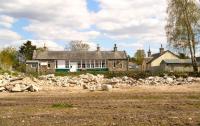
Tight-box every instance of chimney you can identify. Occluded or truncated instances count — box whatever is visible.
[113,44,117,52]
[97,44,100,51]
[43,43,48,51]
[159,44,164,54]
[148,47,151,57]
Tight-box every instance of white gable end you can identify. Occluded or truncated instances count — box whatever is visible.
[151,52,179,67]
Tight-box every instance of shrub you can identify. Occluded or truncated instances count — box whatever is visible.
[52,103,73,108]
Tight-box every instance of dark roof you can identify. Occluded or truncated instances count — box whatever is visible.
[162,59,192,64]
[147,50,179,64]
[33,50,128,60]
[161,59,200,65]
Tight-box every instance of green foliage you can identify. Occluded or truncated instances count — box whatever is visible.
[55,71,108,77]
[0,47,17,70]
[178,53,189,59]
[0,68,12,75]
[52,103,73,109]
[27,72,39,78]
[134,50,145,65]
[55,71,200,79]
[19,41,36,60]
[13,63,26,73]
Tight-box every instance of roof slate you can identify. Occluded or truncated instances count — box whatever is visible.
[162,59,192,64]
[162,59,200,65]
[33,50,128,60]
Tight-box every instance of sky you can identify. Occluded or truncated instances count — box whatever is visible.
[0,0,177,55]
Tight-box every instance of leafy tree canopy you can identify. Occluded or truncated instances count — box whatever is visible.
[19,41,36,60]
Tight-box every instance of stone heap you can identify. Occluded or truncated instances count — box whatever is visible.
[0,73,39,92]
[37,73,200,91]
[0,73,200,93]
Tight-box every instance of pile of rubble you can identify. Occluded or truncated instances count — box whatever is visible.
[37,73,200,91]
[0,73,39,92]
[0,73,200,93]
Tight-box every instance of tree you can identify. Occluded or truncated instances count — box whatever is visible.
[179,52,189,59]
[165,0,200,72]
[134,50,146,65]
[68,40,90,51]
[0,47,17,70]
[19,41,36,60]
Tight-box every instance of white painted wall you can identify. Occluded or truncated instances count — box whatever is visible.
[151,52,179,67]
[57,60,65,69]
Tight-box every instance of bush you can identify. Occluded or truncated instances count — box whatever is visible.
[13,63,26,73]
[49,70,200,79]
[27,72,39,78]
[52,103,73,109]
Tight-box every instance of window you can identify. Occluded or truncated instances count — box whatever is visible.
[31,64,37,68]
[102,60,106,68]
[95,60,100,68]
[65,61,69,68]
[113,60,116,68]
[86,60,90,68]
[91,60,94,68]
[48,63,51,68]
[113,60,122,68]
[82,60,86,68]
[78,60,81,68]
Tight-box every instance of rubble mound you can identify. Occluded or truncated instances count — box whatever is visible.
[0,73,199,93]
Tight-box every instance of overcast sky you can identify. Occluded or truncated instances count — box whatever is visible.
[0,0,171,55]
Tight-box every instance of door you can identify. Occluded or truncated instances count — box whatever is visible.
[70,62,78,72]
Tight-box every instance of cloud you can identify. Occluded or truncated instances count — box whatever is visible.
[0,0,169,54]
[0,0,99,41]
[0,15,15,28]
[0,29,21,41]
[94,0,167,44]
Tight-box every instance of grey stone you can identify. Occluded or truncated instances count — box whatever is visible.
[89,85,96,92]
[166,77,174,83]
[187,77,194,82]
[11,84,23,92]
[102,84,112,91]
[28,85,39,92]
[0,87,5,92]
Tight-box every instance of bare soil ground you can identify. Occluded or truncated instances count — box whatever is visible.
[0,84,200,126]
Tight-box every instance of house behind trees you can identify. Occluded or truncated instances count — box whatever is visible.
[142,45,200,72]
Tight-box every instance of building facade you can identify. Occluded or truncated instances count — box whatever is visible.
[160,59,200,72]
[26,44,128,74]
[142,45,179,72]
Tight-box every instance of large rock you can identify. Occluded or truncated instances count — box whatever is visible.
[11,84,24,92]
[102,84,112,91]
[0,87,5,92]
[89,85,96,92]
[0,80,7,87]
[28,85,39,92]
[166,77,174,83]
[95,84,103,91]
[148,76,155,80]
[187,77,194,82]
[0,75,4,80]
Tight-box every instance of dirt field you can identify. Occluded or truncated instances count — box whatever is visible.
[0,84,200,126]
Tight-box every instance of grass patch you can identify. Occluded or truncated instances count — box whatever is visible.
[187,95,200,100]
[51,103,73,109]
